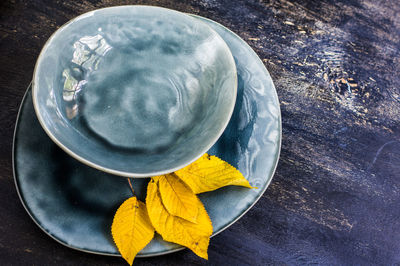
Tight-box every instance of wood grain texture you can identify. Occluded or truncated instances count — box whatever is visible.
[1,0,399,264]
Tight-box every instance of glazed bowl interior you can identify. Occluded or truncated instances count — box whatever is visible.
[32,6,237,177]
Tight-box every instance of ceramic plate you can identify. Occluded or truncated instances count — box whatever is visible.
[32,6,237,177]
[13,15,281,257]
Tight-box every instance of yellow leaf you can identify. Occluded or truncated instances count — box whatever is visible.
[175,153,254,194]
[111,197,155,265]
[146,180,212,259]
[153,173,199,223]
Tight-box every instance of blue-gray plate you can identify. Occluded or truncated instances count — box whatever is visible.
[32,6,237,178]
[13,15,281,257]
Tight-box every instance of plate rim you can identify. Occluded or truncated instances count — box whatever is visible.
[12,13,282,258]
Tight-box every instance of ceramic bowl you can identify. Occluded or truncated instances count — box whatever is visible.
[32,6,237,177]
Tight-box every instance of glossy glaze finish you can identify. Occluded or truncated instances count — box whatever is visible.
[32,6,237,177]
[14,16,280,257]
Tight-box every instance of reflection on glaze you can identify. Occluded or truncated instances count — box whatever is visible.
[62,34,111,119]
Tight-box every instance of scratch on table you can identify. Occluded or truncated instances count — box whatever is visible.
[368,140,399,170]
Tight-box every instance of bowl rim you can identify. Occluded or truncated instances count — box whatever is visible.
[32,5,238,178]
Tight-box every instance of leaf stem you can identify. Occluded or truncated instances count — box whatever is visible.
[127,178,135,196]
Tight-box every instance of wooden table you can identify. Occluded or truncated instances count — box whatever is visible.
[1,0,399,264]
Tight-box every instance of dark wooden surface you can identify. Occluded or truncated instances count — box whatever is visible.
[1,0,399,265]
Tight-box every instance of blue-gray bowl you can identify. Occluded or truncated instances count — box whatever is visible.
[32,6,237,177]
